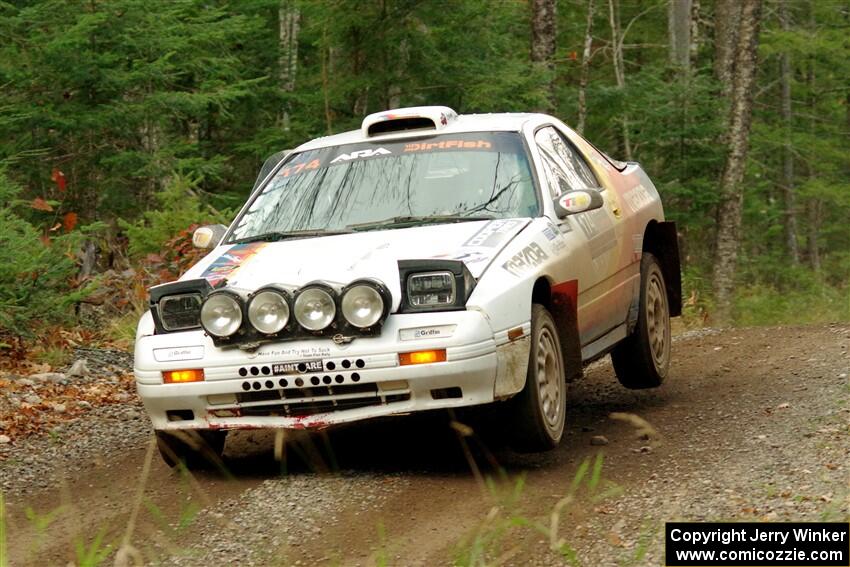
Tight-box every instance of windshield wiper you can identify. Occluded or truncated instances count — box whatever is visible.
[229,229,353,244]
[347,214,495,231]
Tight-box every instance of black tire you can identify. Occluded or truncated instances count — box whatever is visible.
[611,253,671,389]
[155,430,227,469]
[509,304,567,452]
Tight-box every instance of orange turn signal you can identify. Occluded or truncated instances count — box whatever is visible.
[399,349,447,366]
[163,369,205,384]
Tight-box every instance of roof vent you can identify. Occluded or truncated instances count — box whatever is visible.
[362,106,458,137]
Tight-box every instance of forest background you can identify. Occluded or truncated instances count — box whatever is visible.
[0,0,847,359]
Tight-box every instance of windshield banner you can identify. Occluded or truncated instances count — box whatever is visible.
[277,132,526,179]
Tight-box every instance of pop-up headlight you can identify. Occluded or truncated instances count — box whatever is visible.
[148,278,213,334]
[398,260,476,312]
[407,272,455,307]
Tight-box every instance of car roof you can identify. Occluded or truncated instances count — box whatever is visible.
[292,112,550,153]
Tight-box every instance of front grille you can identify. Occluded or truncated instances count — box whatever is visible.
[232,383,410,418]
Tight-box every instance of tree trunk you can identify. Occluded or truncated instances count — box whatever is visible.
[278,0,300,130]
[778,0,799,264]
[387,39,409,109]
[711,0,763,324]
[690,0,701,61]
[351,27,369,116]
[806,200,821,271]
[321,29,333,135]
[608,0,632,160]
[668,0,692,70]
[576,0,595,134]
[713,0,743,95]
[804,22,820,272]
[530,0,557,110]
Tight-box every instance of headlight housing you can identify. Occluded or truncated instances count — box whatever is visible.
[200,292,244,337]
[341,281,386,328]
[158,293,202,331]
[294,285,336,331]
[407,272,455,308]
[398,259,476,312]
[247,288,290,334]
[148,278,213,334]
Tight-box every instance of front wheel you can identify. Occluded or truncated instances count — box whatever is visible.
[508,304,567,452]
[611,253,671,389]
[155,430,227,469]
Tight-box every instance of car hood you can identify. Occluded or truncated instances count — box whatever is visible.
[182,218,531,309]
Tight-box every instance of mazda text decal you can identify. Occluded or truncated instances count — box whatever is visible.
[502,242,548,276]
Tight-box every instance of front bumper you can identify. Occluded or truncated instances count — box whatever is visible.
[135,310,522,431]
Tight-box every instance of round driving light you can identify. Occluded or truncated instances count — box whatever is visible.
[294,287,336,331]
[200,294,243,337]
[341,285,384,328]
[248,290,289,334]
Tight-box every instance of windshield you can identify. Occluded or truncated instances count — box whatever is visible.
[228,132,538,242]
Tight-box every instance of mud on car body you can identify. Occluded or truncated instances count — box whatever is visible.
[134,106,681,467]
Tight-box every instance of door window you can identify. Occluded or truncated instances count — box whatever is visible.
[534,126,599,196]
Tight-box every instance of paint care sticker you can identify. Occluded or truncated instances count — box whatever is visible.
[463,219,522,248]
[272,359,324,376]
[153,346,204,363]
[399,324,457,341]
[623,184,653,212]
[558,191,593,213]
[200,242,267,287]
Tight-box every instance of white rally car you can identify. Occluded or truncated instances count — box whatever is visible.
[134,106,681,467]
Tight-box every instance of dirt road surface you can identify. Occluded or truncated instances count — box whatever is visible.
[3,325,849,566]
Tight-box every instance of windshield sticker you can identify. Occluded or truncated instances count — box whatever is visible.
[331,147,391,163]
[277,159,321,178]
[200,242,267,287]
[404,139,492,152]
[502,242,548,276]
[268,133,523,185]
[463,219,522,247]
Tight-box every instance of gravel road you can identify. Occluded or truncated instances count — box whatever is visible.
[3,324,848,566]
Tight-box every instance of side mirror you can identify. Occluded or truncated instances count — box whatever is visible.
[192,224,228,249]
[553,189,604,219]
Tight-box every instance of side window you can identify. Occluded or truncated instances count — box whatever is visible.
[534,126,599,196]
[536,148,561,199]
